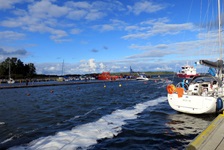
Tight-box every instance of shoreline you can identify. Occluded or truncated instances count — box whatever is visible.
[0,77,165,89]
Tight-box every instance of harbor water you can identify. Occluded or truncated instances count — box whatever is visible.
[0,76,216,149]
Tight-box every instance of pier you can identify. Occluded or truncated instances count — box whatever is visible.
[187,112,224,150]
[0,77,167,89]
[0,80,123,89]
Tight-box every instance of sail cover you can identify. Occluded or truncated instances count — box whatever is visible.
[199,60,224,68]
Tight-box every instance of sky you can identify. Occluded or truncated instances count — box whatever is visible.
[0,0,223,75]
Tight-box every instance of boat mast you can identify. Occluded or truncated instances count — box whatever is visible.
[61,60,64,76]
[218,0,223,79]
[218,0,222,59]
[8,61,11,79]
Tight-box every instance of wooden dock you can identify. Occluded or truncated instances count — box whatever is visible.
[186,112,224,150]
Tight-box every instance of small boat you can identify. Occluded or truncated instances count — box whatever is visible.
[136,73,149,81]
[7,61,15,84]
[177,64,199,79]
[57,60,69,82]
[57,77,64,82]
[97,72,121,80]
[7,78,15,84]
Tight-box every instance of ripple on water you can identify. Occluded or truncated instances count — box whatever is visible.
[0,79,217,149]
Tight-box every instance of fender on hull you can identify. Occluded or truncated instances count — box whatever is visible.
[216,97,223,112]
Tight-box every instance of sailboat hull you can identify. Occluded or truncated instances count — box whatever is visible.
[7,80,15,84]
[168,93,217,114]
[7,78,15,84]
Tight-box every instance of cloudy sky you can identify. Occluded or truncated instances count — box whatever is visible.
[0,0,222,75]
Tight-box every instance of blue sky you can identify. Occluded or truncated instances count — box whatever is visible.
[0,0,222,75]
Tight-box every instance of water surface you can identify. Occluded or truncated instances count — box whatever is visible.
[0,77,216,149]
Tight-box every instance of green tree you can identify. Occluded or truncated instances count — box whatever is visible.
[26,63,36,77]
[0,57,37,79]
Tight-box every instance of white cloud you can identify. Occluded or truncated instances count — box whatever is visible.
[1,19,24,28]
[28,0,68,18]
[126,49,174,59]
[71,28,82,34]
[65,1,91,9]
[0,0,127,42]
[99,63,106,70]
[102,24,115,31]
[36,63,62,75]
[0,31,25,40]
[34,57,201,75]
[77,59,99,73]
[0,0,33,10]
[67,10,87,20]
[88,59,97,71]
[92,19,126,32]
[0,0,168,43]
[125,25,139,31]
[85,10,105,20]
[122,18,195,40]
[128,1,166,15]
[155,66,172,71]
[50,29,68,41]
[65,1,108,21]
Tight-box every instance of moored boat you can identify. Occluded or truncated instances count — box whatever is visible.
[177,65,199,79]
[7,78,15,84]
[97,72,121,80]
[7,61,15,84]
[167,0,224,115]
[136,73,149,81]
[167,75,224,114]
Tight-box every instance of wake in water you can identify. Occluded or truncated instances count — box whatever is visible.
[10,96,167,150]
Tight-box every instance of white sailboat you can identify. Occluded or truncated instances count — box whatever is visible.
[167,0,224,114]
[57,60,69,82]
[7,61,15,84]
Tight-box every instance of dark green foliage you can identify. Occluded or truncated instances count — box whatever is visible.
[0,57,36,79]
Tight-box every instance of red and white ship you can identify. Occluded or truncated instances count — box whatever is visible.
[177,65,199,79]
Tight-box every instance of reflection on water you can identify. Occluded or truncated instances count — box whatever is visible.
[166,113,215,142]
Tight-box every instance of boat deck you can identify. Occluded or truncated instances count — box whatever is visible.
[186,112,224,150]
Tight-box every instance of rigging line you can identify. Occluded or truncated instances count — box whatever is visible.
[218,0,223,79]
[218,0,222,60]
[184,0,195,65]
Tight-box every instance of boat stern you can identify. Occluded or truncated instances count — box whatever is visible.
[168,93,217,114]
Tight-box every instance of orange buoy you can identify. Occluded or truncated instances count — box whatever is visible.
[167,84,176,94]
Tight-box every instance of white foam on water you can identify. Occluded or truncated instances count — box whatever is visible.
[0,122,5,125]
[10,96,167,150]
[1,136,14,144]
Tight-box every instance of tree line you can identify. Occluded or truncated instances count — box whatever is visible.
[0,57,36,79]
